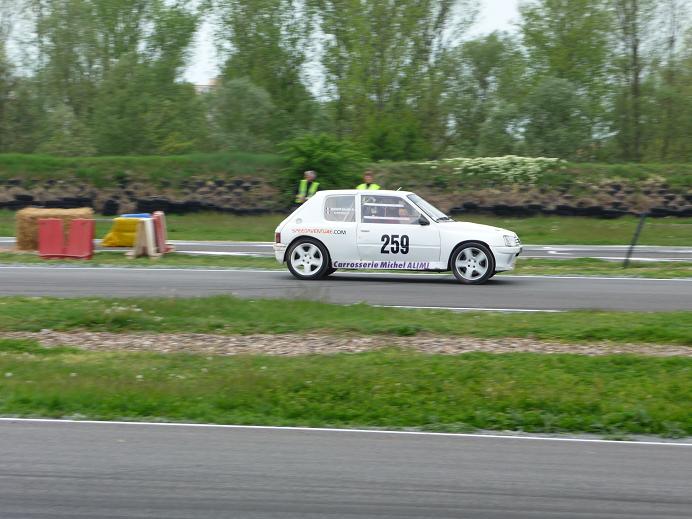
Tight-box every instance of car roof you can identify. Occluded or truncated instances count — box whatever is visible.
[316,189,414,196]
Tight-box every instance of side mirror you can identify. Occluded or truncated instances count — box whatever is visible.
[418,215,430,226]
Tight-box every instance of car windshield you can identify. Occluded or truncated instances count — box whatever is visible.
[407,194,452,222]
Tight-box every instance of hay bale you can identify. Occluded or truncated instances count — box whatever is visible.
[16,207,94,251]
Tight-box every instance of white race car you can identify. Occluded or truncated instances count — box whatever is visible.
[273,190,522,284]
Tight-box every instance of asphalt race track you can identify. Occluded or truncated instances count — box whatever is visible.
[164,241,692,262]
[1,265,691,311]
[2,237,692,261]
[1,420,690,519]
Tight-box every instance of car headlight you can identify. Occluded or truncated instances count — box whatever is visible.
[503,234,520,247]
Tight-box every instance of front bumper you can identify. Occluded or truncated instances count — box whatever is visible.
[492,246,522,271]
[273,243,287,263]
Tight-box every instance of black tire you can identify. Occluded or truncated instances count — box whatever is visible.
[325,266,337,276]
[286,238,331,280]
[450,242,496,285]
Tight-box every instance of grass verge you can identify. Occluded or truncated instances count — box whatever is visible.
[0,252,690,279]
[1,211,691,245]
[0,251,281,269]
[0,296,690,345]
[511,258,692,278]
[0,343,689,437]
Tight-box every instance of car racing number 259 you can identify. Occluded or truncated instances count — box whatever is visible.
[380,234,409,254]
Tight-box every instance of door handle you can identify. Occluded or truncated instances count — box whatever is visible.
[360,229,370,233]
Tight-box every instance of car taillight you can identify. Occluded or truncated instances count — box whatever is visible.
[275,232,281,243]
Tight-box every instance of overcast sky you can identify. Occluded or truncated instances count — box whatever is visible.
[183,0,522,84]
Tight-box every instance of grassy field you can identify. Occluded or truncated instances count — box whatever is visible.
[0,252,690,279]
[0,296,690,344]
[1,152,691,190]
[0,152,285,186]
[1,210,691,245]
[0,341,689,436]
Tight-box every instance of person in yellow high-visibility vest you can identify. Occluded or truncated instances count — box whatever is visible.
[356,170,380,190]
[295,170,319,204]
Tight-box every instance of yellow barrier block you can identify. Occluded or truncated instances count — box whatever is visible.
[101,217,140,247]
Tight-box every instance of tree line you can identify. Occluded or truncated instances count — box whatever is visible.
[0,0,690,162]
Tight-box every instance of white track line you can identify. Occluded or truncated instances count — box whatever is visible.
[0,418,689,447]
[373,304,563,313]
[522,255,691,262]
[526,244,692,252]
[176,251,271,257]
[0,265,282,273]
[168,240,273,247]
[590,256,691,262]
[500,273,692,281]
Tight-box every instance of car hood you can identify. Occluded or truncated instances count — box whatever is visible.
[441,221,511,235]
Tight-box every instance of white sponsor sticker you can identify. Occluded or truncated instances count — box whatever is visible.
[291,228,346,235]
[333,260,430,269]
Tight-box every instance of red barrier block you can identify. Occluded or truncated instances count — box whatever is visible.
[64,218,95,259]
[38,219,65,258]
[153,211,174,254]
[153,211,166,254]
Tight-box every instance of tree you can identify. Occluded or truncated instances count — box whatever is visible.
[642,23,692,161]
[0,36,44,153]
[308,0,476,159]
[519,0,612,147]
[207,77,276,152]
[24,0,202,155]
[477,102,522,156]
[212,0,315,140]
[0,41,14,151]
[445,32,526,155]
[673,29,692,160]
[648,0,690,160]
[523,77,591,159]
[37,102,96,156]
[610,0,657,161]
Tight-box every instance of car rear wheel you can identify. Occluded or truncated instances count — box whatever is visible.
[450,242,495,285]
[287,238,331,280]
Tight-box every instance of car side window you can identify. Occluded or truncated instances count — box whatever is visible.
[324,195,356,222]
[361,195,420,225]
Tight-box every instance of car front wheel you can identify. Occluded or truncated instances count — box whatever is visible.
[287,238,331,280]
[450,242,495,285]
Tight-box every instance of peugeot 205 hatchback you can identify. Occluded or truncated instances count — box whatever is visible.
[273,190,522,284]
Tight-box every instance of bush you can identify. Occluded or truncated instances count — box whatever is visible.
[415,155,566,185]
[279,133,369,190]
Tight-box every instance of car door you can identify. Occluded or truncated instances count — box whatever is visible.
[357,193,440,265]
[321,194,359,262]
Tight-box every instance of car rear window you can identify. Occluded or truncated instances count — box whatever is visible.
[324,195,356,222]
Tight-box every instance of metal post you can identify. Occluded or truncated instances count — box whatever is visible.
[623,213,647,268]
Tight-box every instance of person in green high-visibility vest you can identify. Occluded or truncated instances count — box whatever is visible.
[356,170,380,190]
[295,170,319,204]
